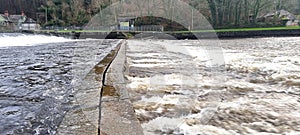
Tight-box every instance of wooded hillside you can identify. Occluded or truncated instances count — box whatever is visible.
[1,0,299,28]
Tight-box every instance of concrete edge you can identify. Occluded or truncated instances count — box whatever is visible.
[56,40,126,135]
[100,40,144,135]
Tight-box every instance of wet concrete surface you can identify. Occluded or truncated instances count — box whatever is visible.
[56,41,123,135]
[57,40,143,135]
[100,41,144,135]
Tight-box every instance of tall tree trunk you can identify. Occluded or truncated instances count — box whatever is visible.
[223,0,231,25]
[206,0,217,26]
[233,0,242,26]
[228,1,233,25]
[253,0,261,24]
[217,0,225,26]
[244,0,249,24]
[276,0,283,11]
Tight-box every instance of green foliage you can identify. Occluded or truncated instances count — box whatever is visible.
[40,0,101,27]
[0,0,300,29]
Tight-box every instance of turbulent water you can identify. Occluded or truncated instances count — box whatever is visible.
[0,33,120,134]
[1,33,299,135]
[125,38,300,135]
[0,33,75,47]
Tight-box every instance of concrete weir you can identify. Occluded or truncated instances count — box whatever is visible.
[57,40,143,135]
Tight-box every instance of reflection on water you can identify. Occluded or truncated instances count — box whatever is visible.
[126,37,300,134]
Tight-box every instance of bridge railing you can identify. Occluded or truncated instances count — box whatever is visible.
[130,25,163,32]
[84,25,163,32]
[40,25,164,32]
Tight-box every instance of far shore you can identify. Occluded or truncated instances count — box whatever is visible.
[34,26,300,33]
[2,26,300,39]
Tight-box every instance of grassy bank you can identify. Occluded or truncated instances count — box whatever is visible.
[181,26,300,33]
[208,26,300,32]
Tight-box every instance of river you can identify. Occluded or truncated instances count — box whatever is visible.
[125,37,300,135]
[0,33,299,135]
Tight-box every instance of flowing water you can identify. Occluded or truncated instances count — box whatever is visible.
[0,33,120,134]
[1,33,299,135]
[125,38,300,135]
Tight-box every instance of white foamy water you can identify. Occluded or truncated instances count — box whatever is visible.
[125,38,300,135]
[0,33,76,47]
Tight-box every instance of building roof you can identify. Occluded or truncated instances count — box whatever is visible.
[262,10,297,20]
[9,15,26,23]
[118,16,136,22]
[0,14,11,22]
[277,10,296,20]
[0,14,5,22]
[263,12,275,18]
[0,14,36,24]
[24,17,36,23]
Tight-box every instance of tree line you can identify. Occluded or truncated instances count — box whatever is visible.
[203,0,300,28]
[1,0,299,28]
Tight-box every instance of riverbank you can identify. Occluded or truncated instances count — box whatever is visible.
[25,26,300,39]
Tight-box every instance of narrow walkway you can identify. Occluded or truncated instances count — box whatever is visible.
[57,40,143,135]
[100,40,143,135]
